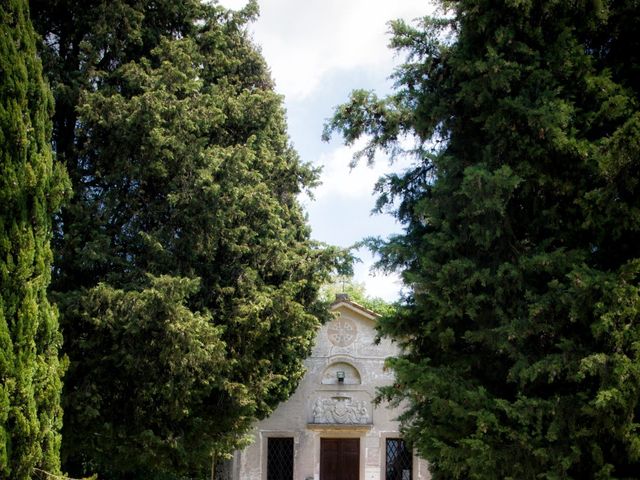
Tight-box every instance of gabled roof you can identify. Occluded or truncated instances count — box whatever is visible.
[330,294,380,321]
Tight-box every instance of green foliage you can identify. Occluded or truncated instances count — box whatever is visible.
[0,0,70,478]
[31,1,345,478]
[60,275,227,478]
[326,1,640,478]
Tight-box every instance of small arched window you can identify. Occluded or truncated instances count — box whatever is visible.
[321,362,361,385]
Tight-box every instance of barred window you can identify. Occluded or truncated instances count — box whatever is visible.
[386,438,412,480]
[267,437,294,480]
[212,458,232,480]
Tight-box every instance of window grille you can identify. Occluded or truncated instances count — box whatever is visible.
[386,438,412,480]
[267,437,294,480]
[213,458,232,480]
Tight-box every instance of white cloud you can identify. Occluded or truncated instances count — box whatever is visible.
[218,0,250,9]
[219,0,432,100]
[352,252,403,302]
[313,142,384,200]
[311,133,419,201]
[303,140,412,303]
[216,0,435,301]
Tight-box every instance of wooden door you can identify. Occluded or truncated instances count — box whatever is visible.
[320,438,359,480]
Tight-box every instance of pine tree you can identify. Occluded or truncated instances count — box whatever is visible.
[326,1,640,478]
[0,0,70,478]
[31,1,346,478]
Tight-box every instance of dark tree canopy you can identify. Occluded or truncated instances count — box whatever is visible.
[0,0,70,478]
[31,1,346,478]
[327,1,640,478]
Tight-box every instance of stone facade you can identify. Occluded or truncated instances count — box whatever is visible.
[232,298,431,480]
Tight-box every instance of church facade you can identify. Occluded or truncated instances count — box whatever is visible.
[232,295,431,480]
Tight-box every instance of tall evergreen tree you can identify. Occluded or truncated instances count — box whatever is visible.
[0,0,70,478]
[31,1,346,478]
[326,1,640,478]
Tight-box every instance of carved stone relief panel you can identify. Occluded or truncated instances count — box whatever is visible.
[311,396,370,424]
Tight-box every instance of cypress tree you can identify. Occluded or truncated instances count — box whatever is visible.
[326,0,640,478]
[0,0,70,478]
[31,1,347,477]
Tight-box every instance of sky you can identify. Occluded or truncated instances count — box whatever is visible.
[217,0,435,300]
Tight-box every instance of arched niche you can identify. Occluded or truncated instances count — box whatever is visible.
[321,362,361,385]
